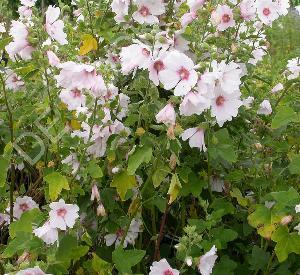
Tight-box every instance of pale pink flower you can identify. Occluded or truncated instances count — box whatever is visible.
[45,6,68,45]
[133,0,165,25]
[20,0,36,7]
[55,62,96,90]
[159,50,197,96]
[16,266,46,275]
[249,48,266,65]
[90,74,107,98]
[148,50,167,86]
[286,58,300,80]
[275,0,290,16]
[0,23,5,33]
[210,86,242,127]
[211,5,236,31]
[296,6,300,15]
[47,50,60,67]
[155,103,176,126]
[91,184,100,202]
[243,96,255,109]
[181,128,207,152]
[240,0,256,21]
[271,83,283,93]
[198,245,218,275]
[256,0,279,25]
[5,69,24,91]
[172,31,190,52]
[120,43,152,75]
[59,89,86,111]
[179,91,210,116]
[257,99,272,115]
[187,0,205,12]
[61,153,79,174]
[33,221,59,245]
[13,196,38,219]
[181,11,197,28]
[49,199,79,230]
[105,218,142,248]
[149,258,180,275]
[18,6,33,17]
[294,223,300,235]
[0,213,10,226]
[295,204,300,213]
[5,21,34,60]
[111,0,130,23]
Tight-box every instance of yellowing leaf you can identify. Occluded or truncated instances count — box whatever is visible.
[70,119,81,130]
[79,34,98,56]
[44,172,70,201]
[168,173,182,204]
[111,171,136,201]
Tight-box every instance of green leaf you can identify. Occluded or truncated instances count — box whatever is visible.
[209,129,237,163]
[0,142,13,188]
[247,205,283,238]
[271,226,300,262]
[56,235,89,268]
[3,233,43,258]
[249,246,270,271]
[168,173,182,204]
[271,106,297,129]
[230,188,249,207]
[9,208,42,239]
[87,160,103,178]
[213,256,237,275]
[288,155,300,175]
[127,145,153,175]
[44,172,70,201]
[112,247,145,274]
[111,171,136,201]
[91,253,113,275]
[152,161,170,188]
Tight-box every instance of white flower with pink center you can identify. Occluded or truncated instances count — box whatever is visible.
[256,0,279,25]
[111,0,130,23]
[210,86,243,127]
[257,99,272,115]
[59,89,86,111]
[45,6,68,45]
[55,62,97,90]
[181,127,207,152]
[155,103,176,126]
[5,21,34,60]
[5,69,24,91]
[179,91,210,116]
[105,218,142,248]
[13,196,38,220]
[198,245,218,275]
[159,50,197,96]
[211,5,236,31]
[240,0,256,21]
[149,258,179,275]
[148,50,167,86]
[49,199,79,230]
[33,221,59,245]
[120,43,152,75]
[187,0,206,12]
[16,266,46,275]
[133,0,165,25]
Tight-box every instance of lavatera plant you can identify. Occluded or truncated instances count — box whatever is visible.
[0,0,300,274]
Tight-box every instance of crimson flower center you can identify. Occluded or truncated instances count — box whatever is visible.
[153,60,164,72]
[72,90,81,98]
[139,6,150,17]
[216,95,226,106]
[57,208,67,217]
[116,228,125,238]
[178,67,190,80]
[164,270,174,275]
[263,8,271,16]
[19,203,29,212]
[222,14,231,23]
[142,48,150,56]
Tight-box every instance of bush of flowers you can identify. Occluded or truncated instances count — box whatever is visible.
[0,0,300,274]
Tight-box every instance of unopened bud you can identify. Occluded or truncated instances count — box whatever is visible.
[280,215,293,225]
[97,202,106,217]
[91,184,100,202]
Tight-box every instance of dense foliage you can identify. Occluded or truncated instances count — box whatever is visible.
[0,0,300,274]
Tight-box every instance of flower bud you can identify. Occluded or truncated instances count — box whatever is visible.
[97,202,106,217]
[91,184,100,202]
[280,215,293,225]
